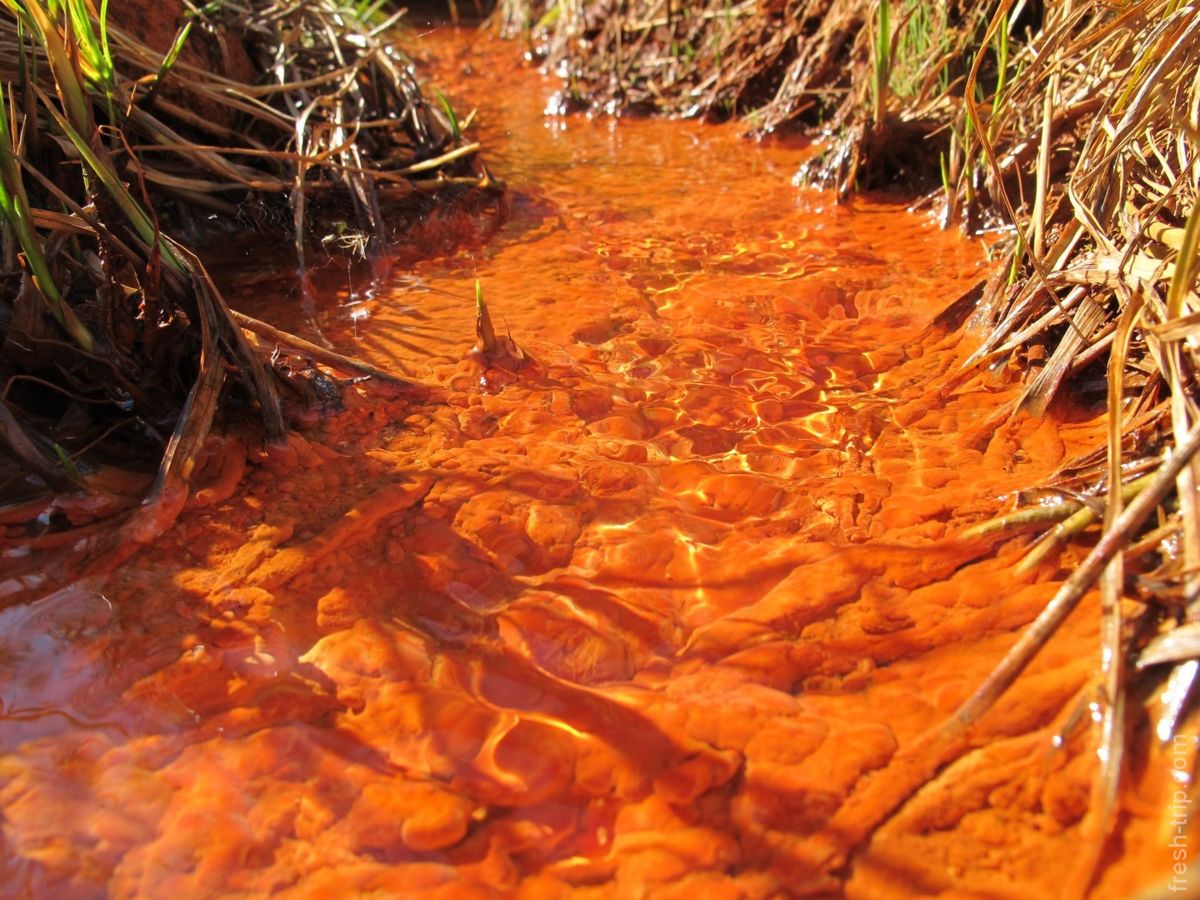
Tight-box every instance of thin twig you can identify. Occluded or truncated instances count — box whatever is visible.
[946,417,1200,737]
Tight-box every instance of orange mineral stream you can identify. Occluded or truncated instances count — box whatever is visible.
[0,30,1180,900]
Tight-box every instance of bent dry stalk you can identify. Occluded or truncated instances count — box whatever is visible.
[950,418,1200,735]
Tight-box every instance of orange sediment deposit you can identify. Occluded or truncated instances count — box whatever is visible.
[0,31,1178,900]
[245,472,435,591]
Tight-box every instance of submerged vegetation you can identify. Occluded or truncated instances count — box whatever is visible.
[0,0,498,547]
[501,0,1200,886]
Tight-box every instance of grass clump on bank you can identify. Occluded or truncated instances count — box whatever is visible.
[497,0,1003,188]
[0,0,499,550]
[500,0,1200,886]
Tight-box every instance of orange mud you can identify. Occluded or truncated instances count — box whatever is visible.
[0,30,1181,900]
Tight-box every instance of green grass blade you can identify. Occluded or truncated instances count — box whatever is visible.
[99,0,111,71]
[1166,206,1200,320]
[0,84,93,350]
[152,19,193,88]
[354,0,389,24]
[54,443,82,481]
[64,0,113,89]
[5,0,95,138]
[39,90,184,273]
[433,87,462,141]
[872,0,891,126]
[535,3,562,30]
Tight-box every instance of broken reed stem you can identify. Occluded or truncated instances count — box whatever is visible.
[1073,281,1147,893]
[1013,472,1153,577]
[946,416,1200,738]
[959,499,1084,539]
[231,310,413,386]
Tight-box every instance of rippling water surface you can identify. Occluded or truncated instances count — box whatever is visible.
[0,29,1172,900]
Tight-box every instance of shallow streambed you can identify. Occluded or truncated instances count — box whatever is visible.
[0,29,1177,900]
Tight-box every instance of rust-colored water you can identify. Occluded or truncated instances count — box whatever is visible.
[0,31,1179,900]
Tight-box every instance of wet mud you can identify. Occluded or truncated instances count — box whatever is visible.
[0,30,1179,900]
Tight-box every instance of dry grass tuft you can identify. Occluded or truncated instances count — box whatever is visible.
[0,0,499,554]
[499,0,876,123]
